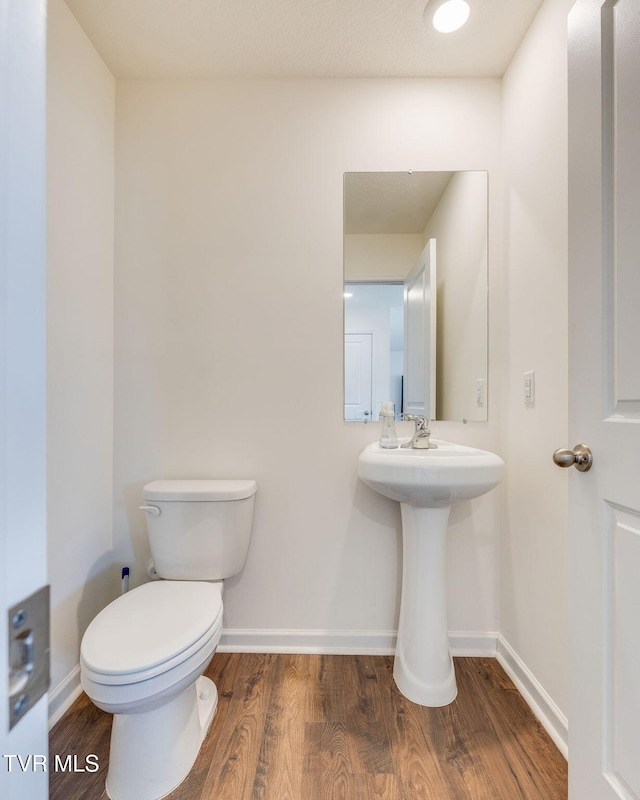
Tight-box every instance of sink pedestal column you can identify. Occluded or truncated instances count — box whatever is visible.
[393,504,457,707]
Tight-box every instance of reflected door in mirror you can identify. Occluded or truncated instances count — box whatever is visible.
[344,283,404,420]
[404,240,437,419]
[344,332,372,421]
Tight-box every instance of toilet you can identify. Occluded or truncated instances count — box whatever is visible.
[80,479,257,800]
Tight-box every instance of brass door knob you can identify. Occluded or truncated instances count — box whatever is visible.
[552,443,593,472]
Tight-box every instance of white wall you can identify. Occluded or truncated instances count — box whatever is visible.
[114,78,504,642]
[423,171,488,421]
[344,233,422,280]
[501,0,574,717]
[46,0,116,720]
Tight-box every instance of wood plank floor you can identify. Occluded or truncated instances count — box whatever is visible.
[50,654,567,800]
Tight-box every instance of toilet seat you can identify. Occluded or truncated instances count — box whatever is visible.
[81,581,223,686]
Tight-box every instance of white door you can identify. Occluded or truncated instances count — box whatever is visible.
[568,2,640,798]
[344,333,373,421]
[403,240,436,419]
[0,0,49,797]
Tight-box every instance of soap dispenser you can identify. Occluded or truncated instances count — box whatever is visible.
[379,402,399,449]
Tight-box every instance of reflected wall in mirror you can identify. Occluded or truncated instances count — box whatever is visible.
[344,171,488,423]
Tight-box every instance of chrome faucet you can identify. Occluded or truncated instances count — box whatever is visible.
[401,414,437,449]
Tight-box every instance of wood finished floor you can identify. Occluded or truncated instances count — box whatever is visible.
[50,654,567,800]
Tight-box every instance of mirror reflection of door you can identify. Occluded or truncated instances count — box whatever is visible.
[404,239,437,419]
[344,283,404,421]
[344,333,372,421]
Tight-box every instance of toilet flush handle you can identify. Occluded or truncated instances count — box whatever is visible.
[139,505,161,516]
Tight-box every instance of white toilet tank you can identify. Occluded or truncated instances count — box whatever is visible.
[141,479,257,580]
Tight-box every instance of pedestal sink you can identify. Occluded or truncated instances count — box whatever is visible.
[358,439,504,706]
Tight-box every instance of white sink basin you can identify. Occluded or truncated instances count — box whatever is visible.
[357,438,504,707]
[358,439,504,507]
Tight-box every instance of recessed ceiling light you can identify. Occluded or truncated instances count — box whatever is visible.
[424,0,471,34]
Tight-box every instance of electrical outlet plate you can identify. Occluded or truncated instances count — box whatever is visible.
[8,585,50,730]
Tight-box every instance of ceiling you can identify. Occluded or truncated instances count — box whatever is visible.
[63,0,545,79]
[344,172,454,234]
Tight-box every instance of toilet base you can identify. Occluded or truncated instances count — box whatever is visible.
[105,676,218,800]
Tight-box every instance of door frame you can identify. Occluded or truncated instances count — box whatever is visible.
[0,0,49,796]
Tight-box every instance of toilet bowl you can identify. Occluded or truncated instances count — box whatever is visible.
[81,580,223,800]
[80,478,257,800]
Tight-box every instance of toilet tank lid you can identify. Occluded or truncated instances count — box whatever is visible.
[142,479,257,502]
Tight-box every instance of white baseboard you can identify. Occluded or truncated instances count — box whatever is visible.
[496,635,568,759]
[48,665,82,730]
[218,628,498,657]
[218,628,397,654]
[450,631,498,656]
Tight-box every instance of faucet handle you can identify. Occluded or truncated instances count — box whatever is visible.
[401,414,435,449]
[403,414,429,429]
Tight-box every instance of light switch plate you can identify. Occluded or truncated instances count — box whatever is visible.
[524,371,535,406]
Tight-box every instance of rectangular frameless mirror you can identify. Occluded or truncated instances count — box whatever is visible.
[344,171,488,423]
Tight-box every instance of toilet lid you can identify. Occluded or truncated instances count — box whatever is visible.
[81,581,223,679]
